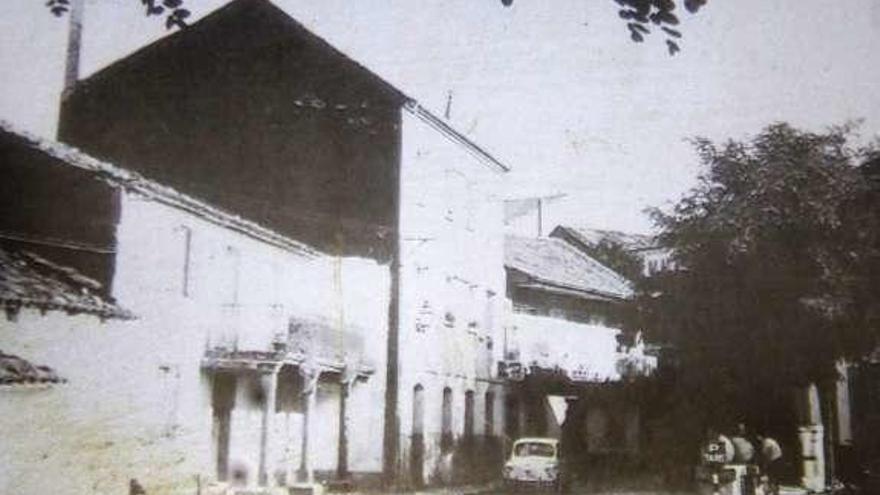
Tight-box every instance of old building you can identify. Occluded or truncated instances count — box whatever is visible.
[0,123,389,495]
[501,234,656,481]
[55,0,510,489]
[550,225,676,277]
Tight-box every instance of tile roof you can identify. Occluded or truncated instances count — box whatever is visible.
[505,235,633,301]
[0,245,132,319]
[0,350,65,385]
[553,225,658,252]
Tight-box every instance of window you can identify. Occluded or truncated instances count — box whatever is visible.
[514,441,556,458]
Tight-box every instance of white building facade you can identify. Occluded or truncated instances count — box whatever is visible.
[392,104,509,486]
[0,127,390,495]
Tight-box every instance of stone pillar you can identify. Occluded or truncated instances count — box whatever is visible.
[211,372,237,482]
[797,382,825,491]
[299,365,321,483]
[835,360,853,445]
[833,360,855,482]
[337,377,356,479]
[258,363,279,487]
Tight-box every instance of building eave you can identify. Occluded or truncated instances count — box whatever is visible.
[404,101,510,173]
[513,279,630,303]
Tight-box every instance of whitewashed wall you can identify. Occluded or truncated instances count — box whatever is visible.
[396,107,508,483]
[507,312,623,381]
[0,189,390,494]
[0,309,211,495]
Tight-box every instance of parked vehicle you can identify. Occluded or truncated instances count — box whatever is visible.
[503,437,562,492]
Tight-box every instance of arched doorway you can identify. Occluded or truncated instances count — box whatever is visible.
[441,387,453,453]
[410,384,425,487]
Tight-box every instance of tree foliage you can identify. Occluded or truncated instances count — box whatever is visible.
[46,0,191,30]
[584,238,645,282]
[503,0,708,55]
[634,123,879,418]
[45,0,707,55]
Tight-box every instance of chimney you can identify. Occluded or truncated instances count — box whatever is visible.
[62,0,85,97]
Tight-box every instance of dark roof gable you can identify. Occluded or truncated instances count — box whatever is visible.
[72,0,406,104]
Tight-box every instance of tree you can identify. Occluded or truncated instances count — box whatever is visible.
[583,238,645,282]
[633,123,879,435]
[46,0,190,30]
[45,0,708,55]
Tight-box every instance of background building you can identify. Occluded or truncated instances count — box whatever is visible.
[502,234,656,483]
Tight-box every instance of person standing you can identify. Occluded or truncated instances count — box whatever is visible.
[757,434,783,494]
[730,423,755,464]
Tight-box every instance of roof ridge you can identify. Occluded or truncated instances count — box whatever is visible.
[73,0,406,103]
[20,250,103,292]
[69,0,509,175]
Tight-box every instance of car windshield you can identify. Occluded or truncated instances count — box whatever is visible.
[514,442,556,458]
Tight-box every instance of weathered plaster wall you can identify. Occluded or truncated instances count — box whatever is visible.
[0,189,390,494]
[0,309,211,495]
[395,107,508,485]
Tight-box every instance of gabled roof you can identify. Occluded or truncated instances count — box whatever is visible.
[0,244,132,319]
[551,225,658,252]
[1,121,317,258]
[505,235,633,301]
[73,0,508,174]
[77,0,405,103]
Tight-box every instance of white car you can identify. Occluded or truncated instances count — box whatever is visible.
[503,437,562,491]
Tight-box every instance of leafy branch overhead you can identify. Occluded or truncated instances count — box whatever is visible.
[46,0,191,30]
[46,1,706,53]
[503,0,708,55]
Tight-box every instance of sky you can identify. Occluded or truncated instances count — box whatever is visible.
[1,0,879,233]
